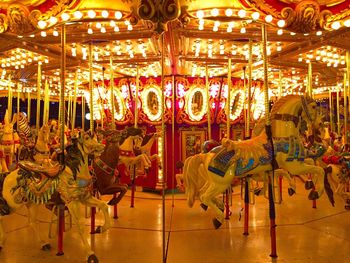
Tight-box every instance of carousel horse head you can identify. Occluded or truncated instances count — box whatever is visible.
[119,127,143,151]
[3,110,16,135]
[77,130,105,158]
[37,124,50,144]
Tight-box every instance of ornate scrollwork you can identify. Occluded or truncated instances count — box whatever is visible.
[0,14,8,34]
[7,4,35,34]
[281,1,332,33]
[137,0,181,33]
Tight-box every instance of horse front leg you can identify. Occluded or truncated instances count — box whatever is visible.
[26,204,51,251]
[200,184,227,229]
[66,201,95,259]
[83,196,111,233]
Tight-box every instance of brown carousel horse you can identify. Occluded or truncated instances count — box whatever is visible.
[92,130,128,206]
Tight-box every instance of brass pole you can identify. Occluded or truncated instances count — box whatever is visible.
[171,75,175,206]
[226,59,232,138]
[17,83,20,122]
[36,63,42,131]
[72,71,78,130]
[246,40,253,138]
[337,86,340,135]
[346,51,350,142]
[160,33,166,263]
[329,89,333,132]
[308,62,313,98]
[110,56,116,130]
[278,70,282,98]
[60,24,66,156]
[261,24,270,125]
[43,79,49,125]
[89,43,94,133]
[7,77,12,120]
[67,91,71,127]
[343,72,348,144]
[206,64,211,139]
[27,91,31,123]
[134,66,139,128]
[82,95,85,131]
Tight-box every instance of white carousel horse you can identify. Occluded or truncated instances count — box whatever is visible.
[117,127,153,177]
[182,95,325,228]
[0,131,109,262]
[0,110,19,171]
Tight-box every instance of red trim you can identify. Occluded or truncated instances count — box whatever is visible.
[1,140,14,146]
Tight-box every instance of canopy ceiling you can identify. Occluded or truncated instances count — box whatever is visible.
[0,0,350,97]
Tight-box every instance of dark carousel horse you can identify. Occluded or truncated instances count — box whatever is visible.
[92,130,128,206]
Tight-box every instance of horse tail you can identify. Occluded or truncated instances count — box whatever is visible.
[183,154,204,208]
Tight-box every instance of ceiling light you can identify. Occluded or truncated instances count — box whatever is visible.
[102,10,109,18]
[196,10,204,19]
[277,29,283,35]
[265,15,273,23]
[211,8,219,17]
[110,20,116,27]
[88,10,96,19]
[251,12,260,20]
[344,19,350,27]
[38,20,47,29]
[316,31,322,36]
[225,9,233,17]
[40,31,47,37]
[49,16,58,24]
[87,28,93,34]
[277,20,285,28]
[240,27,246,34]
[331,21,341,30]
[74,11,83,19]
[238,10,246,18]
[114,11,123,20]
[61,13,70,21]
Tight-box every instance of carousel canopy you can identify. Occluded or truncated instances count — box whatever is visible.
[0,0,350,97]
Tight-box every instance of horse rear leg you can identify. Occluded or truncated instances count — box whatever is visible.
[26,204,51,250]
[83,197,111,233]
[66,201,95,258]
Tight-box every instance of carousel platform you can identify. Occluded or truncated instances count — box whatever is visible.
[0,180,349,263]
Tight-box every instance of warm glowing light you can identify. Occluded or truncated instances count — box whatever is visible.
[102,10,109,18]
[316,31,322,36]
[344,19,350,27]
[186,86,207,121]
[87,28,93,34]
[225,9,233,17]
[265,15,273,23]
[240,27,246,34]
[61,13,70,21]
[110,20,116,27]
[74,11,83,19]
[277,29,283,35]
[40,31,47,37]
[238,10,246,18]
[211,8,219,17]
[88,10,96,19]
[331,21,341,30]
[251,12,260,20]
[115,11,122,19]
[196,10,204,19]
[38,20,47,29]
[277,20,285,28]
[49,16,58,24]
[101,27,106,33]
[141,85,162,121]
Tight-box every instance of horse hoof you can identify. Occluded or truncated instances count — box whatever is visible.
[305,181,314,190]
[95,226,103,233]
[41,244,51,251]
[200,203,208,211]
[212,218,222,229]
[288,188,296,196]
[107,197,119,206]
[87,254,99,263]
[254,188,262,196]
[308,191,319,200]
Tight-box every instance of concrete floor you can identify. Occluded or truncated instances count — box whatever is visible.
[0,180,349,263]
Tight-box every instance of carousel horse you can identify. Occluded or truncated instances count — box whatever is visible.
[182,95,325,228]
[0,110,19,172]
[0,131,109,262]
[118,127,152,177]
[92,130,128,206]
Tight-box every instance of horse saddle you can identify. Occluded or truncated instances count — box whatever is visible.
[18,161,63,178]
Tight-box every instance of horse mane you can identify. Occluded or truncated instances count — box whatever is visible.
[65,139,84,180]
[119,127,142,145]
[141,133,153,146]
[270,95,300,117]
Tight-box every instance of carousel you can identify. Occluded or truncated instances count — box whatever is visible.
[0,0,350,262]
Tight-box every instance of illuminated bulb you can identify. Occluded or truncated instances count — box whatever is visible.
[214,21,220,27]
[61,13,70,21]
[227,27,232,33]
[87,28,93,34]
[53,30,59,36]
[40,31,47,37]
[277,29,283,35]
[327,62,331,67]
[306,59,310,63]
[102,10,109,18]
[238,9,246,18]
[199,24,204,30]
[101,27,106,33]
[44,59,49,63]
[213,26,218,32]
[88,10,96,18]
[265,15,273,23]
[225,9,233,17]
[110,20,116,27]
[114,26,119,32]
[240,27,246,34]
[127,24,133,30]
[333,63,338,67]
[196,10,204,19]
[277,19,285,28]
[74,11,83,19]
[331,21,341,30]
[344,19,350,27]
[211,8,219,17]
[95,22,102,29]
[298,57,302,62]
[37,20,47,29]
[277,46,282,52]
[115,11,122,19]
[251,12,260,20]
[16,54,20,59]
[316,56,321,60]
[341,60,345,65]
[72,47,76,56]
[49,16,58,24]
[316,31,322,36]
[290,32,296,35]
